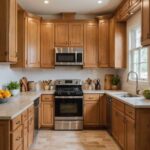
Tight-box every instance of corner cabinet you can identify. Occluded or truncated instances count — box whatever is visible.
[0,0,17,63]
[109,17,126,68]
[54,23,84,47]
[98,19,110,67]
[141,0,150,46]
[84,22,99,68]
[41,21,55,68]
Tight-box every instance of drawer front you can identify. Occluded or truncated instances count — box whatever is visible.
[112,99,125,113]
[28,105,34,118]
[42,95,54,102]
[84,94,99,101]
[22,110,28,123]
[12,125,22,150]
[125,105,135,119]
[11,115,22,131]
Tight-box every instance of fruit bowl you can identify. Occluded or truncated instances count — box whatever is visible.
[0,98,9,104]
[143,89,150,99]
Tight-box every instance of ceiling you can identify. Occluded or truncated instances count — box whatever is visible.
[17,0,122,15]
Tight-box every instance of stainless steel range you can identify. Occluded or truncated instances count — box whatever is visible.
[54,79,83,130]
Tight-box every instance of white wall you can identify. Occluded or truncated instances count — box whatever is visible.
[119,11,150,94]
[0,64,117,89]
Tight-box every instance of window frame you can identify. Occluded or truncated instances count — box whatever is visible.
[128,25,150,84]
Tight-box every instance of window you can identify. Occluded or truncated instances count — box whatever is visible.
[129,26,149,81]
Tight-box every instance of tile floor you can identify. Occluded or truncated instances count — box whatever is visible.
[31,130,120,150]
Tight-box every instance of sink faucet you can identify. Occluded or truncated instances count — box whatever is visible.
[127,71,140,95]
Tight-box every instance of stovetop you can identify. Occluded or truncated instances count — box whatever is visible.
[55,79,83,96]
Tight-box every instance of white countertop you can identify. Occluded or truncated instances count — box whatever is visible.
[0,89,150,120]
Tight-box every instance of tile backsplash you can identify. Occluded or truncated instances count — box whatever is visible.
[0,64,117,89]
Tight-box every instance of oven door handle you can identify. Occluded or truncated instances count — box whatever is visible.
[55,96,83,99]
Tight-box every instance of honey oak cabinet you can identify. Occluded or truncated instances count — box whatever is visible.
[109,17,126,68]
[116,0,141,22]
[0,0,17,63]
[0,105,34,150]
[26,16,40,68]
[69,23,84,47]
[54,23,84,47]
[40,95,54,128]
[84,22,99,68]
[41,22,55,68]
[12,10,41,68]
[141,0,150,46]
[84,94,100,127]
[55,23,69,46]
[99,19,110,67]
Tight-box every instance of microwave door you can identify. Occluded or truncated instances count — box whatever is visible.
[56,53,76,65]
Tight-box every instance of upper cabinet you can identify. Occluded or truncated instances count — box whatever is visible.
[141,0,150,46]
[84,22,98,68]
[41,21,55,68]
[0,0,17,63]
[116,0,141,22]
[12,10,41,68]
[69,23,84,47]
[55,23,84,47]
[99,19,110,68]
[26,17,40,68]
[55,23,69,46]
[109,17,126,68]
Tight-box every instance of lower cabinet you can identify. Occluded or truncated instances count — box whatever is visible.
[40,95,54,128]
[0,105,34,150]
[84,94,107,128]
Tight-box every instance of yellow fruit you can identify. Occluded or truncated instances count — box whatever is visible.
[3,90,11,98]
[0,94,3,99]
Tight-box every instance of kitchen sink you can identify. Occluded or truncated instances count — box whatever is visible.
[114,93,140,98]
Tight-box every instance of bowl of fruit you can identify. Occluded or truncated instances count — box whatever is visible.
[0,90,11,104]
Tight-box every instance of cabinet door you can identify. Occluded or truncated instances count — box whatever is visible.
[141,0,150,46]
[28,116,34,148]
[99,95,107,126]
[9,0,17,62]
[23,121,28,150]
[41,22,54,68]
[84,100,100,126]
[99,20,110,67]
[84,23,98,68]
[117,110,125,149]
[26,17,40,68]
[41,102,54,127]
[55,23,69,46]
[125,116,135,150]
[69,23,84,46]
[112,107,118,140]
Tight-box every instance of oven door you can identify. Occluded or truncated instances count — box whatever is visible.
[55,97,83,118]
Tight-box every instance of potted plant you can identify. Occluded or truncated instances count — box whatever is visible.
[111,75,120,90]
[7,81,20,96]
[143,89,150,99]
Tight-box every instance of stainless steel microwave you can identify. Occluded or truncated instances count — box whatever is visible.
[55,47,83,66]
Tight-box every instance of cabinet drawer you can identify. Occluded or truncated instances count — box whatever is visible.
[42,95,54,102]
[11,115,22,131]
[22,110,28,123]
[125,105,135,119]
[28,105,34,118]
[12,125,22,150]
[112,99,125,113]
[84,94,99,101]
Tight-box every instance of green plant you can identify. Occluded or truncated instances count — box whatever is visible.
[7,81,20,90]
[112,75,120,85]
[143,89,150,99]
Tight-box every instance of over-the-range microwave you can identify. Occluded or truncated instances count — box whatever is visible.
[55,47,83,66]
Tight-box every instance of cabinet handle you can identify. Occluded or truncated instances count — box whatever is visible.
[16,121,20,125]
